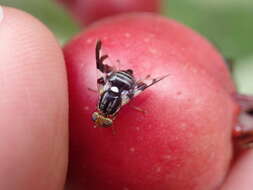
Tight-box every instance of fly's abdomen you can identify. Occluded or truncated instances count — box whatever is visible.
[99,91,122,115]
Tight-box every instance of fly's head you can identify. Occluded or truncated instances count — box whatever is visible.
[92,112,113,128]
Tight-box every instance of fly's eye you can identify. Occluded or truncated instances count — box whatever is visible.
[103,118,113,127]
[92,112,99,121]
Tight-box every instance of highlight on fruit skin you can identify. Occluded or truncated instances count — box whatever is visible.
[63,12,253,190]
[57,0,161,25]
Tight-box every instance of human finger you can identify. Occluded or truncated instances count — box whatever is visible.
[0,6,68,190]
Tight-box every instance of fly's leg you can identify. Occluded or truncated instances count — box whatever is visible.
[88,76,105,93]
[88,88,97,93]
[127,75,152,114]
[130,105,147,114]
[233,94,253,148]
[111,126,117,135]
[110,116,117,135]
[116,59,121,70]
[136,74,151,83]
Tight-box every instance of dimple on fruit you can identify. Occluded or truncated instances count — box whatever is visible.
[64,13,241,190]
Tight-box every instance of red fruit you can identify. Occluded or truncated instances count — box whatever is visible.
[58,0,160,25]
[64,14,239,190]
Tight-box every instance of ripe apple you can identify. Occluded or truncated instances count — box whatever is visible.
[64,13,239,190]
[57,0,161,25]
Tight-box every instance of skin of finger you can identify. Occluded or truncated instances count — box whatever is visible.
[0,7,68,190]
[221,150,253,190]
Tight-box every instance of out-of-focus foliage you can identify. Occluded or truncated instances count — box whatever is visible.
[1,0,253,94]
[1,0,80,43]
[164,0,253,94]
[234,56,253,94]
[165,0,253,59]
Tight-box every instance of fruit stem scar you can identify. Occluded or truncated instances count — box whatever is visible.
[233,93,253,148]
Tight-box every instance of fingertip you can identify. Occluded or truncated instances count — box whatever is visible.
[222,150,253,190]
[0,6,68,190]
[0,6,3,22]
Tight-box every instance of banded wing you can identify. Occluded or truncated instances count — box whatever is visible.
[121,74,169,106]
[95,40,115,94]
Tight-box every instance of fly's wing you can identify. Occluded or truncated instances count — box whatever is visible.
[95,40,116,94]
[120,74,169,106]
[121,90,132,106]
[132,74,169,97]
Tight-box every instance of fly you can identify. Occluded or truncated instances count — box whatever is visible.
[92,40,168,127]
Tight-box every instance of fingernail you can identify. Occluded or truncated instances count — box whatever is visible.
[0,6,4,23]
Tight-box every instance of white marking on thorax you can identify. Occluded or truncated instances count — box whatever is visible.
[111,86,119,93]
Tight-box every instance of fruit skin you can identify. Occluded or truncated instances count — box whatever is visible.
[64,13,239,190]
[58,0,160,25]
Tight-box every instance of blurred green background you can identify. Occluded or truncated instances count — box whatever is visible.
[1,0,253,94]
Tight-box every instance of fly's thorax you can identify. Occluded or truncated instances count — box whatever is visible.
[98,90,122,115]
[97,70,136,116]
